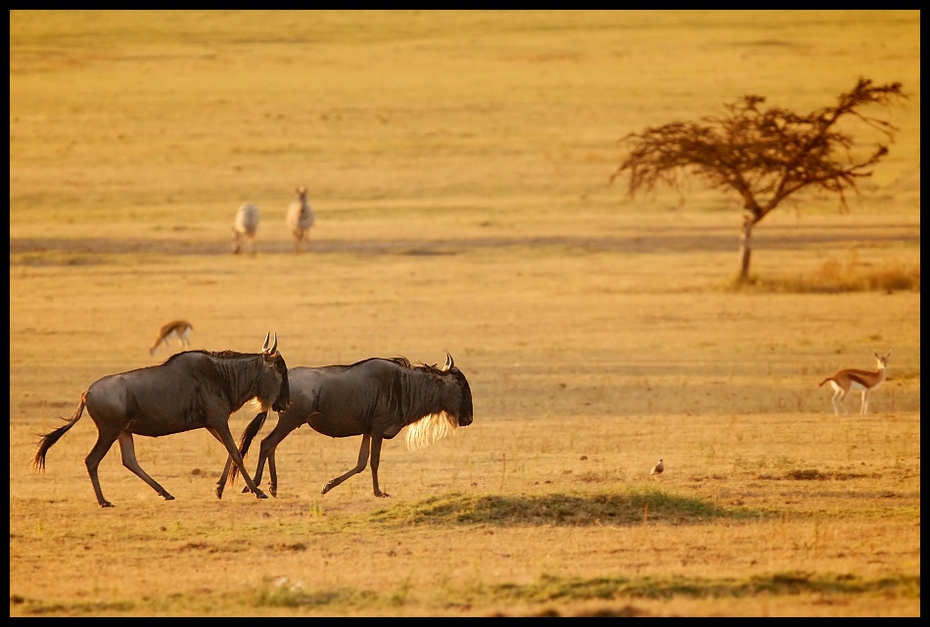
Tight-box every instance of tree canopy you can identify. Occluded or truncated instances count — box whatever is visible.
[610,78,908,282]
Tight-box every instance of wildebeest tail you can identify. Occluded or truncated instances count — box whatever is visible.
[227,411,267,484]
[32,393,87,471]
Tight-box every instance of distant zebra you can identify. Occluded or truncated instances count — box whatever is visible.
[286,187,315,253]
[232,203,260,255]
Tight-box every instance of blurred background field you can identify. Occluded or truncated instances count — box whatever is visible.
[9,11,920,616]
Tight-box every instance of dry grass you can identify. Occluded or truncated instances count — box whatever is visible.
[737,249,921,293]
[10,10,920,617]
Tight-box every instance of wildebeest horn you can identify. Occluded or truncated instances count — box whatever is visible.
[443,352,454,371]
[262,332,277,354]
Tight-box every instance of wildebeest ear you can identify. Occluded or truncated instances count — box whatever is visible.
[443,352,454,372]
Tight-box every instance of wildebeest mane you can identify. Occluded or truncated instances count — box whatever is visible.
[161,349,289,413]
[349,355,445,375]
[159,349,252,366]
[314,356,464,450]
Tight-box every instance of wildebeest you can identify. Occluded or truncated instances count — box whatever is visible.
[32,333,290,507]
[232,202,260,255]
[217,353,473,499]
[149,319,193,356]
[285,186,314,253]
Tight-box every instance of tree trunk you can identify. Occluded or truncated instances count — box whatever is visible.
[738,214,754,282]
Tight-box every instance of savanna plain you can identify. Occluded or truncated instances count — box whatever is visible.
[9,11,920,617]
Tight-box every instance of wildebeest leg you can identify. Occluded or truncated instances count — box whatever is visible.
[248,415,302,497]
[84,430,120,508]
[216,456,234,499]
[205,427,268,499]
[321,434,371,495]
[216,411,269,499]
[117,433,174,501]
[369,434,389,498]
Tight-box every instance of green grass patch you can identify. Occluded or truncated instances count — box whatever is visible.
[364,488,756,527]
[756,469,882,481]
[14,570,918,616]
[483,571,921,604]
[10,596,137,616]
[251,577,376,609]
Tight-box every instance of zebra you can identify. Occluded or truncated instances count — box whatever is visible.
[232,202,260,255]
[286,187,315,253]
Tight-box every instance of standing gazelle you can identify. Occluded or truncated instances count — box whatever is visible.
[286,186,315,253]
[819,350,891,416]
[149,320,193,357]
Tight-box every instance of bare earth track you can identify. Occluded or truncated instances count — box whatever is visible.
[9,223,920,258]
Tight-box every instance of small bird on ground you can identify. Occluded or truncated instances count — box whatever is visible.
[650,459,664,480]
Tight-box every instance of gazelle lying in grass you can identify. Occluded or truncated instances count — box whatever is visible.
[819,350,891,416]
[149,320,193,356]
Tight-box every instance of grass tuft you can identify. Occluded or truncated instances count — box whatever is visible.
[365,488,754,527]
[756,469,882,481]
[251,576,375,609]
[483,571,920,603]
[729,256,920,293]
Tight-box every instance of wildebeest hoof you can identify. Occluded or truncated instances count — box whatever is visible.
[254,490,268,499]
[163,494,175,501]
[99,501,114,508]
[241,486,250,494]
[321,483,333,495]
[215,487,224,500]
[375,492,391,498]
[270,486,277,498]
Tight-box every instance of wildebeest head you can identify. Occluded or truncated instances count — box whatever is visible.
[258,332,290,412]
[404,352,474,451]
[440,352,473,427]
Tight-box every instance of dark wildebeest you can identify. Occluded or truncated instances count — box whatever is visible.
[32,333,290,507]
[217,353,473,499]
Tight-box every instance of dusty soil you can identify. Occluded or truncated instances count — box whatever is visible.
[9,222,921,258]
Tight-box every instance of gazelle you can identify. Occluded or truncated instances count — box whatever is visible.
[149,320,193,356]
[819,350,891,416]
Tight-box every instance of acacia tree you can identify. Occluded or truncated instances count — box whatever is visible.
[610,77,907,283]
